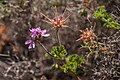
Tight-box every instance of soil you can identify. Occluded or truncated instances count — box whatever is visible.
[0,0,120,80]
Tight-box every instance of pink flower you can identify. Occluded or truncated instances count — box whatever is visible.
[25,27,50,49]
[30,27,50,39]
[25,39,35,49]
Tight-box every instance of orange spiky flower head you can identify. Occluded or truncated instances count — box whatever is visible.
[41,6,71,29]
[76,27,95,43]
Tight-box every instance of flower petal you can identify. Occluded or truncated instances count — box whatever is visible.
[41,30,47,34]
[28,44,32,49]
[25,40,32,44]
[31,33,37,38]
[36,27,41,31]
[42,34,50,37]
[32,43,35,48]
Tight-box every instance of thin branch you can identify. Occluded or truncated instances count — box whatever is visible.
[56,29,61,45]
[37,41,54,57]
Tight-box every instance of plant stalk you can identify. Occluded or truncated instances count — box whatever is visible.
[38,41,54,57]
[56,28,61,46]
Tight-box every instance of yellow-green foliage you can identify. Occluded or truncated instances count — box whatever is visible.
[61,54,85,74]
[93,6,120,31]
[49,45,67,60]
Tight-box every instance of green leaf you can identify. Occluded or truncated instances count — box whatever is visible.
[0,1,11,19]
[93,6,120,31]
[0,1,7,7]
[61,54,85,74]
[93,6,106,19]
[45,52,51,58]
[49,45,67,60]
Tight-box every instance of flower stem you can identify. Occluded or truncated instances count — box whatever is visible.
[71,72,81,80]
[76,76,81,80]
[38,41,54,57]
[56,28,61,46]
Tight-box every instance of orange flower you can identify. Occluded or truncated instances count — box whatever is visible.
[41,7,71,28]
[76,28,95,43]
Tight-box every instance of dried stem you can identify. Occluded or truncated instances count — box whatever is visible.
[76,76,81,80]
[38,41,54,57]
[56,28,61,46]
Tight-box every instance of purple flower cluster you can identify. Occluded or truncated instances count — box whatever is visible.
[30,28,50,38]
[25,27,50,49]
[25,39,35,49]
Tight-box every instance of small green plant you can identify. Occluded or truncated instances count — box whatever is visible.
[0,1,7,7]
[46,45,85,80]
[48,45,67,60]
[93,6,120,31]
[45,45,85,77]
[0,1,11,18]
[61,54,85,74]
